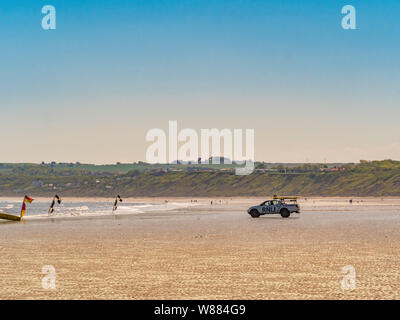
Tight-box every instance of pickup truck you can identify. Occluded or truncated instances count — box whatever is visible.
[247,196,300,218]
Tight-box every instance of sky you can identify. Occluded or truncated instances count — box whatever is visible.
[1,0,399,164]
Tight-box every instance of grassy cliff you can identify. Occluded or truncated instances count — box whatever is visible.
[1,160,399,197]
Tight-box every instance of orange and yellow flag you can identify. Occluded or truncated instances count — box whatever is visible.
[24,195,34,203]
[20,195,34,218]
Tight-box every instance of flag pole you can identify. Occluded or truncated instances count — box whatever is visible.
[20,199,25,218]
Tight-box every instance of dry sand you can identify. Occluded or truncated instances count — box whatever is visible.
[1,197,400,299]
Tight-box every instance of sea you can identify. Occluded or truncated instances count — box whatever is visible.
[0,199,191,219]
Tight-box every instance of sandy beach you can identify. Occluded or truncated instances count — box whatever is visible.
[1,197,400,299]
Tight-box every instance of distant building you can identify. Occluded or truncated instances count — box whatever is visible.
[207,156,231,164]
[319,166,345,172]
[32,179,43,187]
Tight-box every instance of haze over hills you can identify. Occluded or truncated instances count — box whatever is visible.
[0,160,399,197]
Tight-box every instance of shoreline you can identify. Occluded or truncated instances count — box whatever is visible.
[1,195,400,202]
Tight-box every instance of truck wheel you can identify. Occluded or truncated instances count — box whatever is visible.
[280,208,290,218]
[250,209,260,218]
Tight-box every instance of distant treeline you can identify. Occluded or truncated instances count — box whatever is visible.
[0,160,399,197]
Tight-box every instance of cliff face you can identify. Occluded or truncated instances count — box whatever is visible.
[1,164,400,197]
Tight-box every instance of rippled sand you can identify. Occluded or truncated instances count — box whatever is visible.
[0,197,399,299]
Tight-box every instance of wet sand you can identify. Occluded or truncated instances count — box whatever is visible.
[1,197,400,299]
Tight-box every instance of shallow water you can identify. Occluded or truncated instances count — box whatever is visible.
[0,200,192,219]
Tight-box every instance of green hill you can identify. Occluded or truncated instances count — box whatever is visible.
[0,160,399,197]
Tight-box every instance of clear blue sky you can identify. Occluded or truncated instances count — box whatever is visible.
[1,0,399,163]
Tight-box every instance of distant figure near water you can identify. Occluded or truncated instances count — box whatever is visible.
[48,194,62,216]
[113,195,123,213]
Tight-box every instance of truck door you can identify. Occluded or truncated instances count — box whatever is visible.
[261,202,269,213]
[269,201,276,213]
[271,200,280,213]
